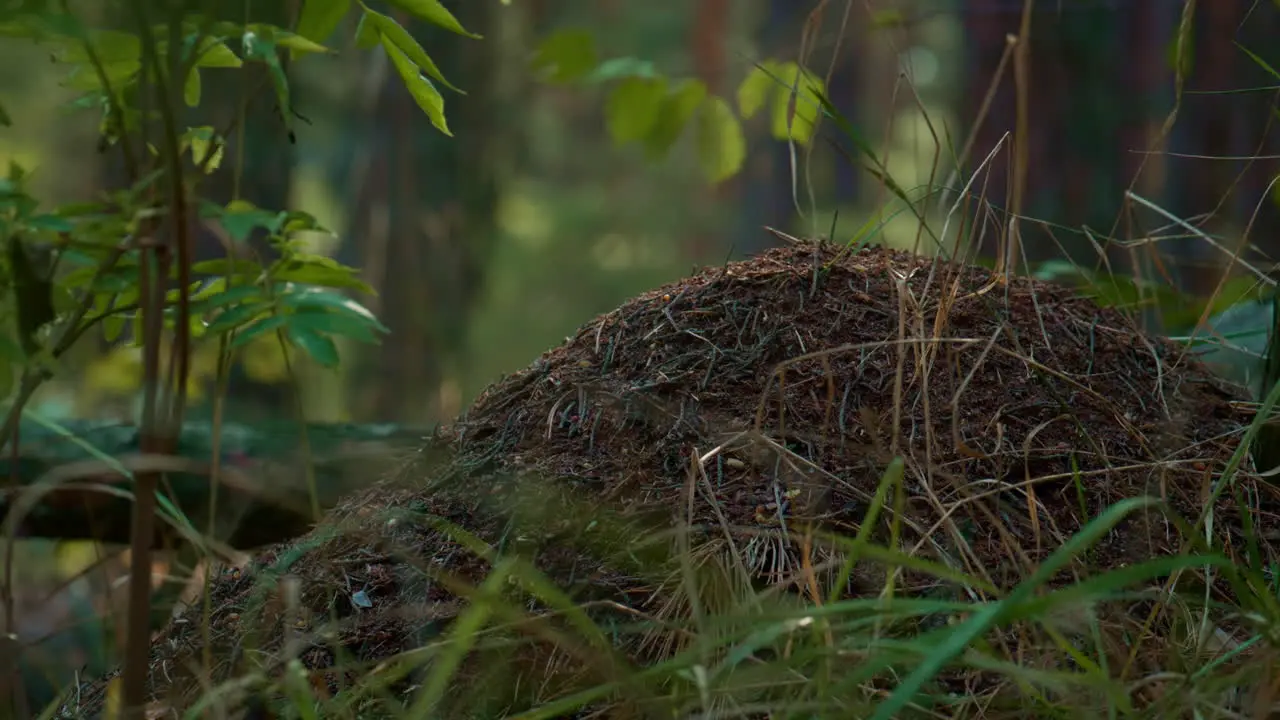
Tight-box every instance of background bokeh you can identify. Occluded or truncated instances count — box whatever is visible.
[2,0,1279,709]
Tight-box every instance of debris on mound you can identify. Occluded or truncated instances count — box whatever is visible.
[65,243,1274,717]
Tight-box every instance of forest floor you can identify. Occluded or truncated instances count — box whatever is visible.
[66,242,1277,718]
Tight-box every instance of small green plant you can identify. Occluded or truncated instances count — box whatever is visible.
[0,2,831,715]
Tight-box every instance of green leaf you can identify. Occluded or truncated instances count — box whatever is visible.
[206,301,271,334]
[695,95,745,184]
[585,57,657,84]
[0,102,10,127]
[194,285,264,314]
[271,255,375,294]
[73,30,140,64]
[61,60,139,92]
[361,7,461,92]
[288,308,382,343]
[386,0,480,38]
[382,39,450,135]
[230,313,289,348]
[354,13,379,49]
[604,77,667,144]
[243,35,295,135]
[218,200,279,243]
[1211,276,1268,315]
[280,286,388,332]
[737,61,780,119]
[102,314,126,343]
[271,30,333,56]
[26,214,74,232]
[184,66,201,107]
[191,38,243,68]
[277,210,330,235]
[643,79,706,160]
[191,258,261,277]
[532,29,597,84]
[770,63,823,145]
[286,324,340,367]
[184,126,224,173]
[297,0,351,42]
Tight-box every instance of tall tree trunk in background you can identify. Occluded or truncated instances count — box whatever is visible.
[1167,0,1280,293]
[961,2,1133,267]
[340,2,503,424]
[1118,0,1174,222]
[736,0,866,257]
[687,0,730,261]
[961,0,1280,297]
[1231,6,1280,263]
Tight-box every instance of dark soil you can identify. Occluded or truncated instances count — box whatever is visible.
[63,243,1277,718]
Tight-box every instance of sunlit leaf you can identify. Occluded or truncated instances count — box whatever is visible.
[271,30,333,55]
[217,200,280,243]
[532,29,597,84]
[382,39,450,135]
[386,0,479,38]
[184,126,224,173]
[604,76,666,144]
[737,61,781,119]
[770,62,823,145]
[695,95,745,184]
[280,286,388,332]
[184,66,201,107]
[643,79,706,160]
[362,7,461,92]
[191,38,243,68]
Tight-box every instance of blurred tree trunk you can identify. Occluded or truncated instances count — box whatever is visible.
[736,0,867,257]
[339,2,505,424]
[960,2,1133,267]
[687,0,730,261]
[1167,0,1280,294]
[961,0,1280,299]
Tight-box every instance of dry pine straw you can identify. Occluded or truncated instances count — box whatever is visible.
[67,242,1280,716]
